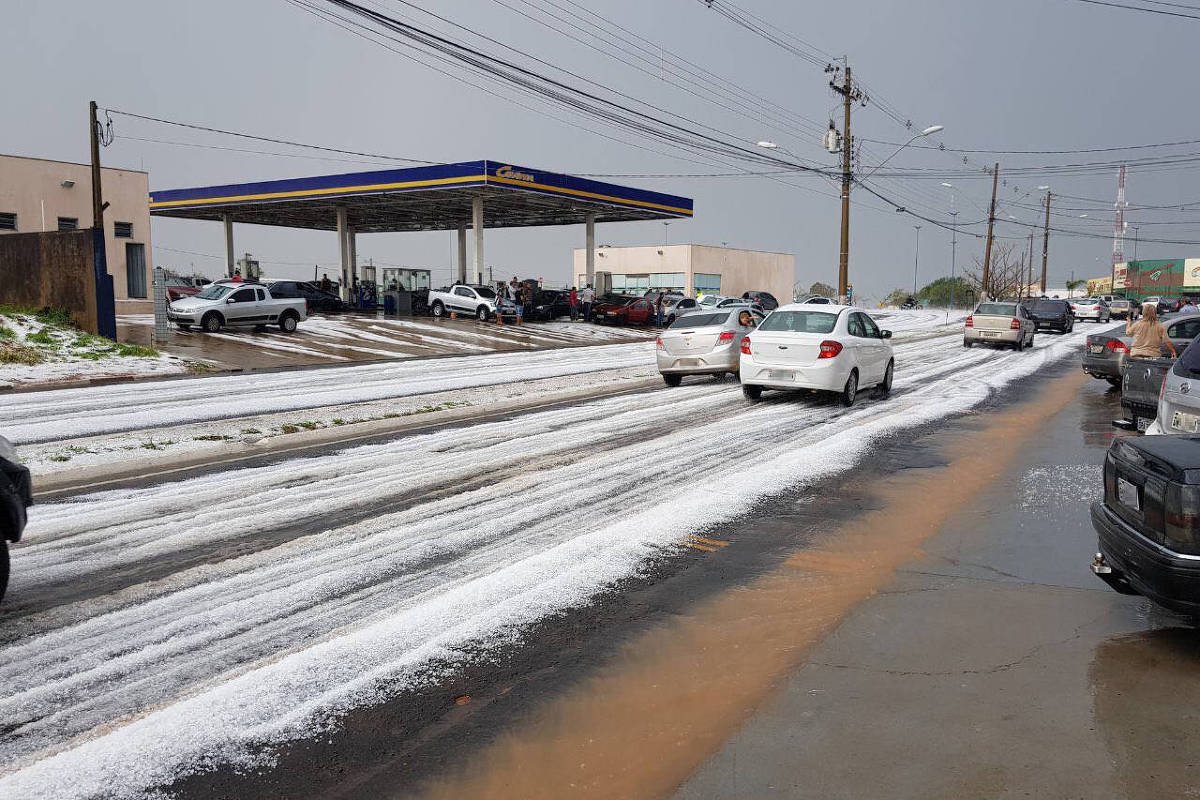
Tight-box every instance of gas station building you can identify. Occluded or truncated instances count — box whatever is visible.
[148,160,694,297]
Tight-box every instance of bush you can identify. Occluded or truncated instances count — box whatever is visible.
[0,342,44,365]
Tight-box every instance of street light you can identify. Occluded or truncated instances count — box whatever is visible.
[942,183,958,317]
[858,125,945,181]
[912,225,922,296]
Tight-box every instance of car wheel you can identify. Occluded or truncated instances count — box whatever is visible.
[662,373,682,387]
[476,305,489,322]
[201,312,222,333]
[879,359,894,395]
[278,312,298,333]
[742,384,763,401]
[1014,336,1024,352]
[840,370,858,407]
[432,301,446,317]
[176,323,191,331]
[730,371,741,383]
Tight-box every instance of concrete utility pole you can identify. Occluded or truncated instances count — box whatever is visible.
[1041,190,1052,293]
[1027,231,1036,296]
[981,163,1000,299]
[912,225,921,296]
[89,101,105,231]
[949,209,958,314]
[831,64,861,302]
[89,100,117,340]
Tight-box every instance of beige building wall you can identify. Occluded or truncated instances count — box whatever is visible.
[571,244,793,301]
[0,154,154,302]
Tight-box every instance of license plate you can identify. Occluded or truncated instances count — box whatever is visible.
[768,370,794,381]
[678,358,699,367]
[1117,477,1140,510]
[982,331,999,338]
[1090,345,1105,355]
[1136,416,1152,432]
[1172,410,1200,433]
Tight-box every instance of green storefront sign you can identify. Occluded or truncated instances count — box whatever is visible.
[1124,259,1184,301]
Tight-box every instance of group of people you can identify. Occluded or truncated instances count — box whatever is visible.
[495,277,536,323]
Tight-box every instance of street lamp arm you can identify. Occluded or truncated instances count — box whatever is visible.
[857,125,943,182]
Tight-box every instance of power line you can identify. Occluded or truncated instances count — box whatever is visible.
[1064,0,1200,20]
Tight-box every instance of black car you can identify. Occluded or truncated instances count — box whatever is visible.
[268,281,345,314]
[1025,298,1075,333]
[1091,435,1200,612]
[530,288,572,320]
[741,290,780,311]
[0,437,33,603]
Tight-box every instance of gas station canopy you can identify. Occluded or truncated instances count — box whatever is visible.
[148,160,693,231]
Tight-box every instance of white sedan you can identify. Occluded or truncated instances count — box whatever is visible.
[738,304,894,406]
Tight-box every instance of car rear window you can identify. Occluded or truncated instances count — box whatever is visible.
[1030,300,1066,311]
[668,312,729,329]
[976,303,1017,316]
[757,310,838,334]
[1175,335,1200,377]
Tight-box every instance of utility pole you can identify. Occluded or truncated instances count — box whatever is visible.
[949,208,958,315]
[830,62,862,302]
[912,225,921,296]
[1027,231,1035,296]
[981,163,1000,299]
[89,101,106,231]
[1041,190,1052,293]
[89,100,116,340]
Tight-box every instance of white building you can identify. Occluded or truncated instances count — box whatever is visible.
[571,244,793,301]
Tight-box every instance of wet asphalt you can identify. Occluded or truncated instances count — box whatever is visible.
[674,364,1200,799]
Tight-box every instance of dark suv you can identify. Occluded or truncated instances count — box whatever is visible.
[1024,298,1074,333]
[741,291,780,311]
[267,281,345,314]
[0,436,32,603]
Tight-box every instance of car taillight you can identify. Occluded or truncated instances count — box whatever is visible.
[740,336,752,355]
[1105,340,1129,353]
[717,331,735,343]
[965,315,973,328]
[1010,318,1021,330]
[818,340,843,359]
[1165,483,1200,555]
[655,336,664,350]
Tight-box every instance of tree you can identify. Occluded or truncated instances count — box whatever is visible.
[883,288,910,306]
[807,281,836,299]
[961,242,1033,301]
[1064,279,1087,298]
[916,276,977,308]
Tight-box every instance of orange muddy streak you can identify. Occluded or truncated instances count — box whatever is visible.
[411,370,1087,800]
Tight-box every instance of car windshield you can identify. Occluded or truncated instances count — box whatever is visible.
[976,303,1017,315]
[699,296,719,306]
[1176,334,1200,377]
[1031,300,1066,311]
[195,284,234,300]
[668,312,730,329]
[756,310,838,334]
[474,287,497,299]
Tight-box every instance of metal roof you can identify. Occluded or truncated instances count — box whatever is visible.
[149,160,693,233]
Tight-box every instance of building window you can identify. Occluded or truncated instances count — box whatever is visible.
[0,212,15,231]
[114,221,133,238]
[650,272,686,290]
[694,273,722,293]
[57,217,78,231]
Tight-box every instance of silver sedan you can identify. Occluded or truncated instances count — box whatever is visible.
[657,308,763,386]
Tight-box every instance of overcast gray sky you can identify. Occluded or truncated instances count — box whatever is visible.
[5,0,1199,299]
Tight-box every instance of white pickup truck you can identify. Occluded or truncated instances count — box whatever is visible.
[167,281,307,333]
[427,284,500,321]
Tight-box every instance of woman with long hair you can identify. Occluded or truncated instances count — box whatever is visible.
[1127,302,1178,358]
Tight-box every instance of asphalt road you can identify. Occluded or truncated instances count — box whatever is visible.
[0,320,1096,799]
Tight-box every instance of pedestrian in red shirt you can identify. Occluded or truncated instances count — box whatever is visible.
[569,287,579,321]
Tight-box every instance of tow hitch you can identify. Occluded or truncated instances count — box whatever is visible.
[1091,552,1141,595]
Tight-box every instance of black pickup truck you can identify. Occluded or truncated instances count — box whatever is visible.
[1120,356,1175,432]
[0,436,32,602]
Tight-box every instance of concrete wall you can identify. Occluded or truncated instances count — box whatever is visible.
[0,230,99,333]
[572,244,794,301]
[0,154,153,301]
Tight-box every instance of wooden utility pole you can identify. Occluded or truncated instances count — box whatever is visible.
[832,65,859,302]
[981,163,1000,298]
[1040,190,1052,293]
[1027,231,1036,296]
[89,101,106,230]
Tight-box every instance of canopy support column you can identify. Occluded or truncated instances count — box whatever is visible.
[457,226,468,284]
[472,197,484,286]
[336,206,349,301]
[349,228,358,301]
[223,214,235,278]
[585,213,596,289]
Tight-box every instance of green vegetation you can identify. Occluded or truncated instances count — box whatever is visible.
[807,281,836,299]
[194,434,233,442]
[26,329,55,345]
[0,342,44,365]
[916,276,978,308]
[240,428,262,435]
[116,343,159,358]
[0,327,14,340]
[280,424,301,434]
[332,418,346,426]
[140,439,175,450]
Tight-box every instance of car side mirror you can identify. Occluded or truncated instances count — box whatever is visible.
[226,298,236,304]
[881,330,892,339]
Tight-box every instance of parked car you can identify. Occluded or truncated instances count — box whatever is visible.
[658,308,764,386]
[0,436,33,603]
[742,291,780,311]
[1024,298,1075,333]
[1072,297,1112,323]
[963,301,1035,351]
[1143,336,1200,435]
[1082,314,1200,385]
[1108,298,1137,320]
[739,304,893,406]
[594,295,656,325]
[267,281,345,314]
[662,295,699,325]
[167,281,307,333]
[696,294,728,309]
[1121,356,1176,432]
[164,275,210,302]
[798,296,835,305]
[427,284,499,321]
[1090,434,1200,612]
[531,289,572,320]
[1143,296,1171,315]
[900,296,920,310]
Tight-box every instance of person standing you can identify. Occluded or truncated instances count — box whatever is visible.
[1127,303,1178,358]
[231,269,243,283]
[569,286,579,321]
[581,284,595,322]
[320,273,332,293]
[1181,296,1199,314]
[655,292,665,327]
